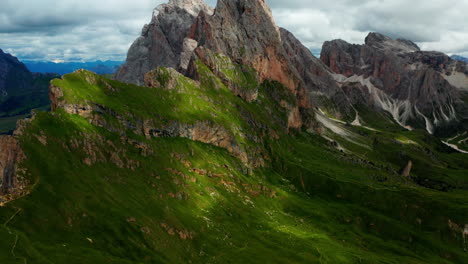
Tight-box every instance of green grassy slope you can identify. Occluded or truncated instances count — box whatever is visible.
[0,60,467,263]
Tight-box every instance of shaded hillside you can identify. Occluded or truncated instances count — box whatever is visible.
[0,49,58,133]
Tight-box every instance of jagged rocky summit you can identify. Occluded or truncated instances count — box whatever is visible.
[117,0,467,138]
[321,32,468,136]
[116,0,351,128]
[115,0,214,85]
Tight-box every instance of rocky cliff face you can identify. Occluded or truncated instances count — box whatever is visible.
[116,0,353,128]
[0,49,32,102]
[321,33,468,135]
[114,0,213,85]
[188,0,296,91]
[0,134,25,202]
[0,49,57,120]
[279,28,352,116]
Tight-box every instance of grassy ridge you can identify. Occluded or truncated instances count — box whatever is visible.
[0,111,465,263]
[0,61,467,263]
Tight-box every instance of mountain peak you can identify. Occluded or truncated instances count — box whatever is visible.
[195,0,282,55]
[116,0,283,85]
[116,0,214,85]
[0,48,28,71]
[116,0,348,129]
[211,0,280,41]
[365,32,391,43]
[155,0,214,17]
[321,31,467,135]
[365,32,420,53]
[214,0,273,19]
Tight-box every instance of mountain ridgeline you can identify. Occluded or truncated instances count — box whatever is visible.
[0,0,467,263]
[321,33,468,137]
[0,49,58,133]
[452,55,468,63]
[24,60,123,75]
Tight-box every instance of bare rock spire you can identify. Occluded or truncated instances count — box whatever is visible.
[115,0,213,85]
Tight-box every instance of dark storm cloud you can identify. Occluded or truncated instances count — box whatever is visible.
[269,0,468,56]
[0,16,79,34]
[0,0,467,62]
[0,0,163,61]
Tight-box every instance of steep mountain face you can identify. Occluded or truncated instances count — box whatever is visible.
[0,135,24,197]
[188,0,294,90]
[116,0,351,126]
[1,1,468,263]
[115,0,214,85]
[279,28,351,115]
[0,49,58,120]
[0,49,32,103]
[321,33,468,136]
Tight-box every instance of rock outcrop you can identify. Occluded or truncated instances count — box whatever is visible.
[0,135,24,198]
[51,69,267,168]
[144,67,192,90]
[279,28,352,116]
[116,0,354,128]
[321,32,468,135]
[188,0,352,115]
[114,0,213,85]
[400,160,413,177]
[188,0,297,91]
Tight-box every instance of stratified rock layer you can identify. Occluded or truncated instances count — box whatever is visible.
[0,135,24,197]
[321,32,468,135]
[115,0,213,85]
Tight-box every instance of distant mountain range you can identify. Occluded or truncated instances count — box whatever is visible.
[451,55,468,63]
[24,60,123,75]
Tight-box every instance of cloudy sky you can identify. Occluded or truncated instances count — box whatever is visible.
[1,0,467,62]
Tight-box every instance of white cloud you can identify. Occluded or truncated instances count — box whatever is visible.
[269,0,468,57]
[0,0,467,61]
